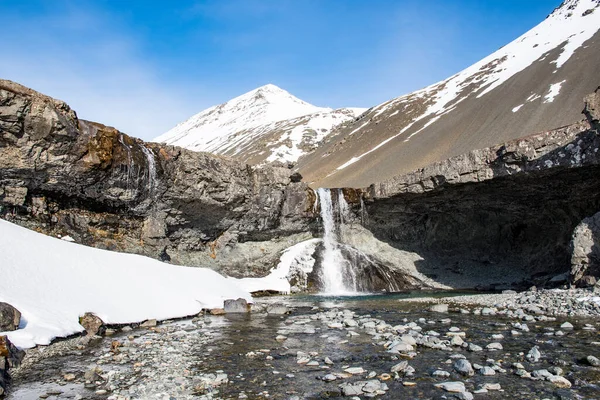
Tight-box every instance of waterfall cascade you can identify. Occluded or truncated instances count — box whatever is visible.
[317,188,358,294]
[140,145,158,196]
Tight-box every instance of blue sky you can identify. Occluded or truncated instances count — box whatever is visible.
[0,0,559,140]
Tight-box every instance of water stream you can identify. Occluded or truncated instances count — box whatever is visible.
[8,293,600,399]
[317,188,358,295]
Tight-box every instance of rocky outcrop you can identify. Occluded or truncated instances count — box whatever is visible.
[351,114,600,289]
[570,211,600,287]
[0,336,24,397]
[0,304,20,332]
[0,79,317,277]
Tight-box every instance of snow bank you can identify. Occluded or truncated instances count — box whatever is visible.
[0,219,251,349]
[231,239,321,294]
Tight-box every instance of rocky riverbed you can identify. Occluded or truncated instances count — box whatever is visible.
[5,291,600,399]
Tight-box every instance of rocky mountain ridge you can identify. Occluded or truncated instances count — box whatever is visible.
[154,84,365,165]
[297,0,600,187]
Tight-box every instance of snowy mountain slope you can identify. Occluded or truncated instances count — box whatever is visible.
[297,0,600,188]
[154,84,365,164]
[0,219,250,348]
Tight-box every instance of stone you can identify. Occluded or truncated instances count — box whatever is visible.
[430,304,449,313]
[453,359,474,376]
[570,211,600,286]
[266,305,289,315]
[547,375,572,388]
[210,308,226,315]
[140,319,157,328]
[527,346,541,362]
[0,303,21,332]
[486,342,503,351]
[468,343,483,352]
[390,361,409,374]
[79,313,105,336]
[455,392,474,400]
[586,355,600,366]
[479,366,496,376]
[560,321,574,329]
[344,367,365,375]
[224,298,250,313]
[435,381,466,393]
[481,383,501,391]
[451,335,464,346]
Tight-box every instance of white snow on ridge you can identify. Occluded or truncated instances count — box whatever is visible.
[155,84,364,164]
[329,0,600,175]
[512,104,524,113]
[154,84,327,149]
[544,80,567,103]
[0,219,251,349]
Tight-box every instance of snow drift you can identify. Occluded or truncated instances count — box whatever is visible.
[0,219,251,349]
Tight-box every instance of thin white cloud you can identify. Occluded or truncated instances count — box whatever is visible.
[0,5,203,140]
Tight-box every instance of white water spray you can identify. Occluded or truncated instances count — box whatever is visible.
[317,188,357,295]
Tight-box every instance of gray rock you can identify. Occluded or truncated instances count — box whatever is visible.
[527,346,541,362]
[479,366,496,376]
[224,298,250,313]
[0,303,21,332]
[453,359,474,376]
[435,381,466,393]
[570,211,600,286]
[266,304,290,315]
[586,355,600,366]
[430,304,449,313]
[79,313,104,336]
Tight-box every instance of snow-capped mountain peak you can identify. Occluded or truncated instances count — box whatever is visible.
[154,84,365,164]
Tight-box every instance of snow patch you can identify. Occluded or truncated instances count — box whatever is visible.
[230,239,321,294]
[544,80,567,103]
[0,220,250,349]
[512,104,524,113]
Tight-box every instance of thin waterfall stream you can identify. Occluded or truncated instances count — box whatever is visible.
[317,188,358,295]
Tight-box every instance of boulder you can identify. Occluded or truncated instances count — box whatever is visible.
[0,335,25,396]
[430,303,449,313]
[79,313,105,336]
[224,298,250,313]
[0,303,21,332]
[266,304,289,315]
[570,211,600,286]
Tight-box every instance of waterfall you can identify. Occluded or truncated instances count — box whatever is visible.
[317,188,358,295]
[140,145,157,195]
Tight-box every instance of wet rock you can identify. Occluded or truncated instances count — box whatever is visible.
[453,359,474,376]
[224,298,250,313]
[430,304,449,313]
[548,375,572,388]
[486,342,503,351]
[585,355,600,366]
[79,313,105,336]
[560,321,574,329]
[210,308,226,315]
[527,346,541,362]
[435,381,466,393]
[266,304,289,315]
[0,303,21,332]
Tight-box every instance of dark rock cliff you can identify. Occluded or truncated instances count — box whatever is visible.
[338,89,600,289]
[0,79,317,278]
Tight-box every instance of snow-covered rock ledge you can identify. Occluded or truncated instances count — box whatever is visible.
[0,219,251,349]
